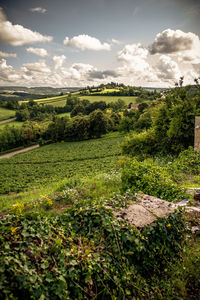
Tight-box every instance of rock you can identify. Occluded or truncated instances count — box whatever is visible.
[114,193,174,228]
[191,226,200,235]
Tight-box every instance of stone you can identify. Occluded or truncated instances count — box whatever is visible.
[114,193,174,228]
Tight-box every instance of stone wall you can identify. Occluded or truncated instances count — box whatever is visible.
[194,116,200,150]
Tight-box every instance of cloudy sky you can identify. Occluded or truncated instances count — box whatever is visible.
[0,0,200,87]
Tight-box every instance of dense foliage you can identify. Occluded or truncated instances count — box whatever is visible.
[0,201,187,299]
[121,158,186,201]
[122,86,200,155]
[170,146,200,175]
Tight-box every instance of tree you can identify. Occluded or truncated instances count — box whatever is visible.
[65,116,90,140]
[85,101,107,114]
[70,103,85,117]
[89,110,109,138]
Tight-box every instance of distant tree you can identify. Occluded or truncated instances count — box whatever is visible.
[118,117,134,133]
[179,76,184,87]
[16,109,30,121]
[65,116,90,140]
[70,103,85,117]
[138,103,149,114]
[89,110,109,138]
[85,101,107,114]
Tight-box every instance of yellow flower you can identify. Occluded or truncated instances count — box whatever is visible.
[41,195,53,207]
[11,227,18,233]
[167,223,171,227]
[11,203,24,214]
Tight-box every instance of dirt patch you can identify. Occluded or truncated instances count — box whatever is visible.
[0,145,39,159]
[0,117,16,125]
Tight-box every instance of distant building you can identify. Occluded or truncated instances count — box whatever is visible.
[130,103,139,110]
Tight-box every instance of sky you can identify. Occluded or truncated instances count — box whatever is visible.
[0,0,200,87]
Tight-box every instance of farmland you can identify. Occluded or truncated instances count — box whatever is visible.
[79,95,138,104]
[0,107,16,121]
[0,134,124,196]
[21,95,68,107]
[21,94,138,107]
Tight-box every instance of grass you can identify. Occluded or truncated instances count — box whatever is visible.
[79,95,138,105]
[0,107,16,121]
[0,120,23,130]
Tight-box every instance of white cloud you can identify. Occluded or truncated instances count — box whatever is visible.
[63,34,111,51]
[21,60,51,74]
[67,63,95,80]
[30,7,47,14]
[117,43,158,83]
[52,55,66,69]
[0,8,52,46]
[155,55,181,81]
[0,59,20,82]
[118,43,148,62]
[26,47,48,57]
[149,29,200,64]
[149,29,194,54]
[0,51,16,58]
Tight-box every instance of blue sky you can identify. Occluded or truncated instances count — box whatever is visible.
[0,0,200,87]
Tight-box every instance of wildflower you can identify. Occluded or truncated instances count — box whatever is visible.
[167,223,171,227]
[11,227,18,233]
[11,203,24,214]
[41,195,53,207]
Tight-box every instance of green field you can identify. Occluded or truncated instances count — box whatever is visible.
[0,120,23,130]
[0,135,124,195]
[0,107,16,121]
[79,95,137,104]
[21,95,68,107]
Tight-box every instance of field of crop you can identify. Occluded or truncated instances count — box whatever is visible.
[21,95,68,107]
[79,95,137,104]
[0,135,124,194]
[0,107,16,121]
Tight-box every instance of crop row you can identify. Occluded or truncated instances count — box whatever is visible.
[0,136,124,194]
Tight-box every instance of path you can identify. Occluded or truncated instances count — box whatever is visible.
[0,117,16,125]
[0,145,40,159]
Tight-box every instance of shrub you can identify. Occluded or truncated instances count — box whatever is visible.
[122,128,157,158]
[170,146,200,175]
[121,158,186,201]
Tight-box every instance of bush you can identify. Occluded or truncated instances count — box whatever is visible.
[122,128,157,158]
[121,158,186,201]
[170,146,200,175]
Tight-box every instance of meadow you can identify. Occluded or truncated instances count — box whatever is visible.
[0,107,16,121]
[0,120,23,130]
[79,95,137,105]
[0,134,124,202]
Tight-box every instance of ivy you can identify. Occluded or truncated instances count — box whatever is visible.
[0,201,187,299]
